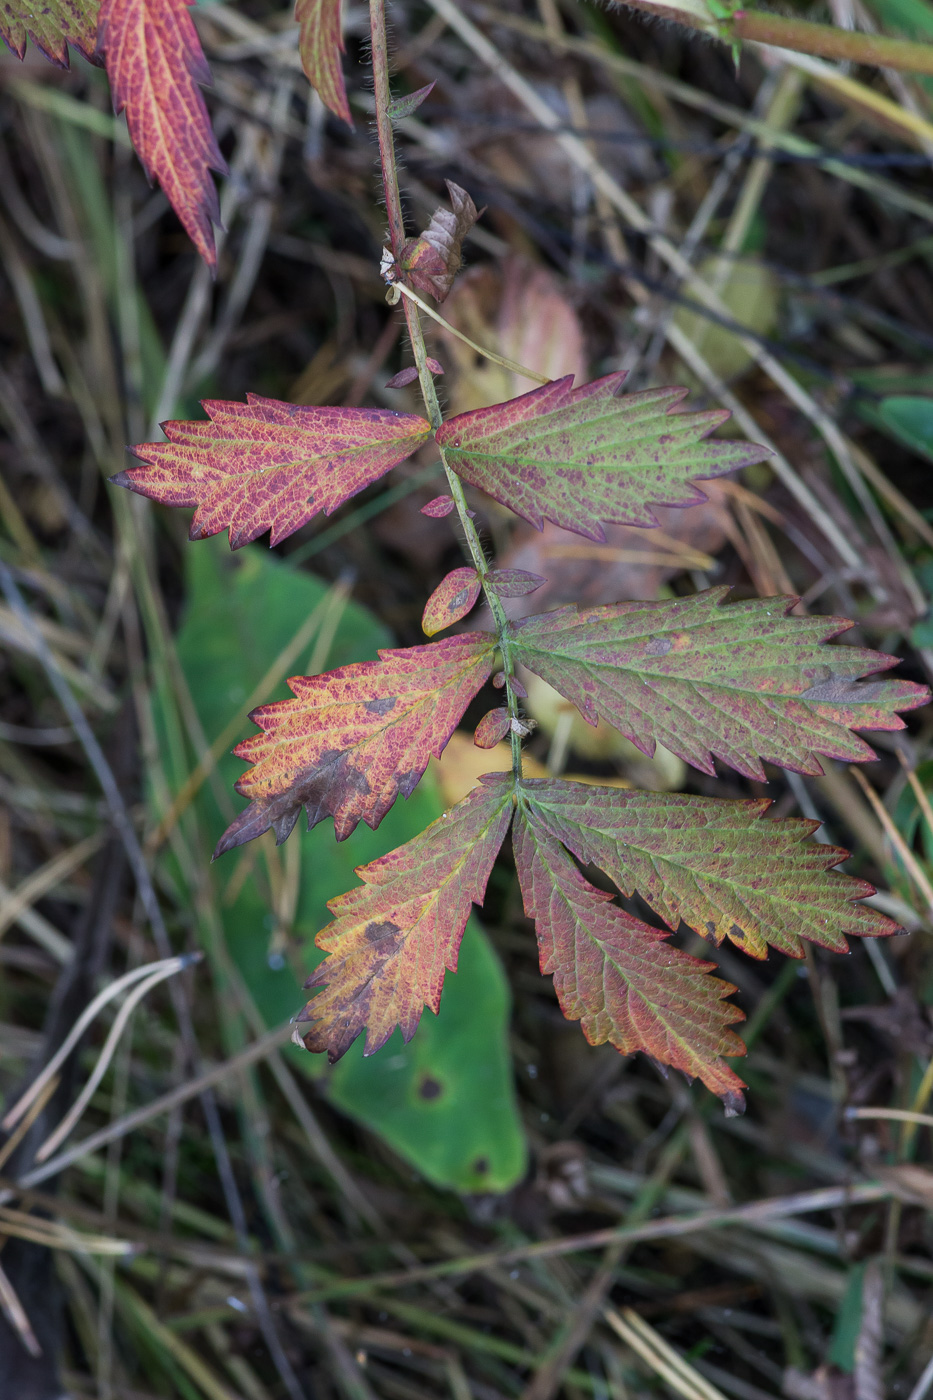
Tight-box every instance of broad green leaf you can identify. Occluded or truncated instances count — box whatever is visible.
[436,372,772,541]
[876,396,933,465]
[295,0,351,126]
[114,397,432,548]
[159,538,525,1193]
[0,0,98,64]
[216,631,496,852]
[520,780,897,959]
[513,796,747,1109]
[98,0,228,268]
[298,779,513,1060]
[508,587,928,781]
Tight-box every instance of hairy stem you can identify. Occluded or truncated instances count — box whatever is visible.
[622,0,933,76]
[370,0,525,777]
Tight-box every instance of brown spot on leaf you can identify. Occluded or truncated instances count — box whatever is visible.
[645,637,673,657]
[418,1075,444,1100]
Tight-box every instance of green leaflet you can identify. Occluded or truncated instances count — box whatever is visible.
[508,588,927,781]
[519,780,896,959]
[436,372,772,541]
[155,538,525,1194]
[0,0,99,66]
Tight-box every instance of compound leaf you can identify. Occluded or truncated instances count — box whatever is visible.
[113,397,432,549]
[521,780,897,960]
[295,0,351,126]
[215,632,497,852]
[297,777,514,1060]
[513,799,746,1107]
[509,588,928,781]
[436,373,772,541]
[98,0,227,268]
[0,0,98,65]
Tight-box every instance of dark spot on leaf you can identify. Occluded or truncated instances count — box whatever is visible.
[472,1157,489,1175]
[705,921,717,937]
[365,696,397,716]
[645,637,672,657]
[364,919,402,947]
[418,1075,444,1100]
[451,588,470,609]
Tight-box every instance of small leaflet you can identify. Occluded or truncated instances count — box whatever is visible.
[296,777,513,1061]
[422,567,482,636]
[213,633,497,851]
[399,181,482,303]
[474,709,511,749]
[508,588,929,781]
[485,568,546,599]
[387,80,436,122]
[99,0,228,269]
[386,367,419,389]
[295,0,352,126]
[113,397,432,549]
[521,780,899,960]
[421,495,456,518]
[387,359,444,390]
[513,799,747,1107]
[437,373,774,542]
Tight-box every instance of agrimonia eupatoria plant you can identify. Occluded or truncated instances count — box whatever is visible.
[12,0,927,1111]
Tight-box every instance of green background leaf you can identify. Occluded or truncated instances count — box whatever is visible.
[154,537,526,1194]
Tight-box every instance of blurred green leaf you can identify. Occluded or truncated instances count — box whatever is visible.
[876,396,933,464]
[862,0,933,41]
[159,537,526,1193]
[828,1262,866,1372]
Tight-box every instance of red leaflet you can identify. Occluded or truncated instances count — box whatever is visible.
[474,709,511,749]
[0,0,98,65]
[421,495,456,518]
[422,567,482,636]
[400,182,482,303]
[214,633,497,852]
[522,781,897,959]
[113,397,432,549]
[513,799,746,1108]
[509,589,928,781]
[437,373,772,542]
[98,0,227,268]
[295,0,351,127]
[297,779,513,1060]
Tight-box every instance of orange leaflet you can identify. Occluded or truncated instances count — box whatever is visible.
[296,0,351,126]
[112,397,433,549]
[474,709,510,749]
[297,777,513,1061]
[513,797,747,1109]
[421,567,481,636]
[98,0,228,268]
[214,633,498,853]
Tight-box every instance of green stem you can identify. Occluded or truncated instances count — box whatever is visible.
[369,0,524,779]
